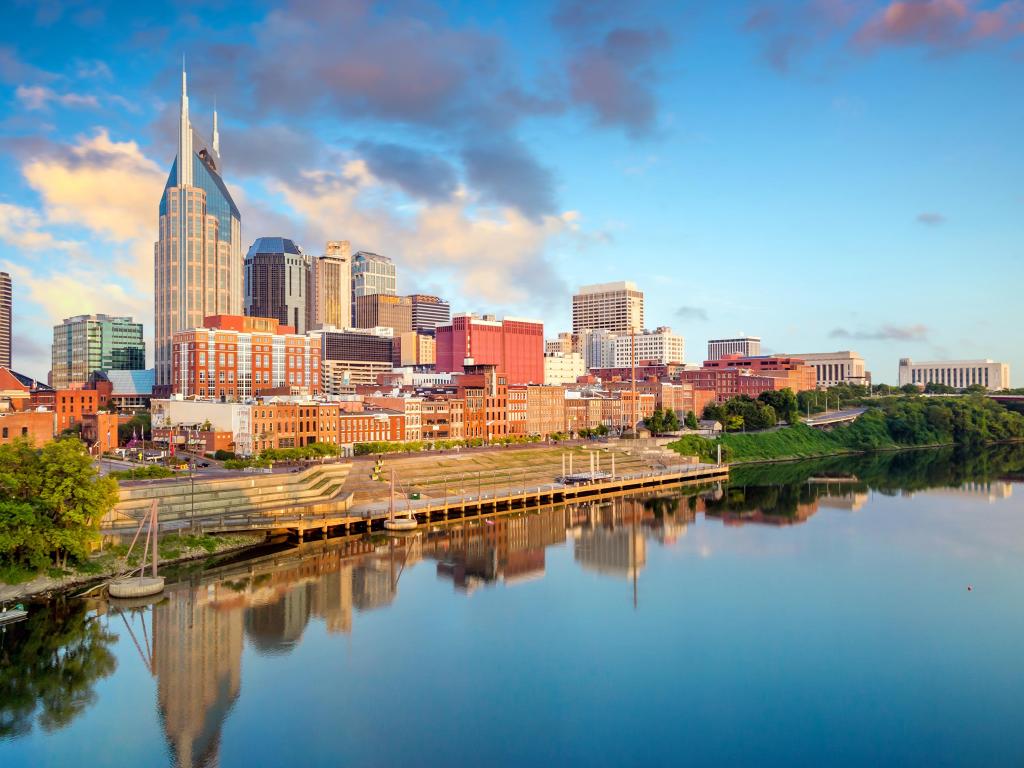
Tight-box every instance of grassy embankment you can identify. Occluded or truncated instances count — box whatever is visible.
[670,396,1024,464]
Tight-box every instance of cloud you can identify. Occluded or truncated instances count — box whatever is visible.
[829,323,930,341]
[0,203,82,255]
[744,0,856,72]
[15,84,99,111]
[854,0,1024,52]
[916,211,947,225]
[0,46,55,85]
[675,305,709,321]
[461,138,558,219]
[357,141,459,202]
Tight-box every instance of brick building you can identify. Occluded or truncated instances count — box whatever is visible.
[456,364,508,441]
[0,410,56,446]
[525,385,566,438]
[436,314,544,385]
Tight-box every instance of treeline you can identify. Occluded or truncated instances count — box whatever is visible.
[672,396,1024,463]
[0,438,119,572]
[703,390,799,431]
[353,434,542,455]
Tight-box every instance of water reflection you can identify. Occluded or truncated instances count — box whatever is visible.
[4,443,1024,766]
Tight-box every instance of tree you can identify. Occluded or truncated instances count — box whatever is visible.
[645,408,666,434]
[663,409,680,432]
[759,389,798,424]
[685,410,699,430]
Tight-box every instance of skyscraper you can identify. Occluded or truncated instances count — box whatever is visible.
[0,272,10,369]
[243,237,311,333]
[154,65,242,391]
[350,251,396,324]
[354,293,412,333]
[310,240,351,330]
[572,281,644,334]
[408,294,451,332]
[51,314,146,389]
[707,337,761,361]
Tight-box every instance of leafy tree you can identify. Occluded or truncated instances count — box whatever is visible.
[685,410,699,430]
[924,382,956,394]
[759,388,798,424]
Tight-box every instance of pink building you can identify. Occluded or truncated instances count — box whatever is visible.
[436,314,544,385]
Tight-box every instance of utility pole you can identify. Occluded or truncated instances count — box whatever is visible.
[630,325,637,438]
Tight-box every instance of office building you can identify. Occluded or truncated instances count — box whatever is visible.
[898,358,1010,391]
[680,355,816,401]
[580,328,617,369]
[171,315,320,399]
[310,241,351,330]
[545,332,574,355]
[354,293,412,333]
[543,352,586,386]
[244,237,311,334]
[409,294,450,332]
[318,328,394,392]
[155,65,242,391]
[572,281,644,334]
[351,251,396,324]
[786,351,869,388]
[436,313,544,385]
[51,314,145,389]
[707,337,761,361]
[612,326,685,367]
[0,272,10,369]
[394,331,436,367]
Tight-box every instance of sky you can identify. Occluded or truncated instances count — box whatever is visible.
[0,0,1021,384]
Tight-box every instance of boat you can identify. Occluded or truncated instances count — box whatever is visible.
[383,468,418,531]
[0,605,28,626]
[108,500,165,599]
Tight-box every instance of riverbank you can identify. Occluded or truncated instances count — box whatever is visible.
[0,532,263,604]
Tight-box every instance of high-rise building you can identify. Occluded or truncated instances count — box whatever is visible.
[571,281,644,335]
[316,327,395,391]
[898,358,1009,391]
[354,293,412,333]
[351,251,396,324]
[51,314,145,389]
[435,313,544,385]
[243,237,311,334]
[0,272,10,369]
[155,65,242,391]
[707,337,761,361]
[310,241,351,330]
[408,294,450,332]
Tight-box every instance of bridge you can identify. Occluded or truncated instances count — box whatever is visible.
[804,407,868,428]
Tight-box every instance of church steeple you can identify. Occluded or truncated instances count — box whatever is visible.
[178,56,193,186]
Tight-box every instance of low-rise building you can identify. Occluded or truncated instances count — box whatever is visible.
[0,410,56,446]
[543,352,586,386]
[898,358,1010,391]
[526,385,566,438]
[457,364,508,441]
[785,351,869,388]
[707,336,761,361]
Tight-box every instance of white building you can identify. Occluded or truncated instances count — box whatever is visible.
[545,332,574,355]
[572,281,644,335]
[707,336,761,361]
[544,352,586,385]
[612,327,685,367]
[151,398,254,456]
[898,358,1010,391]
[786,351,869,388]
[580,329,617,369]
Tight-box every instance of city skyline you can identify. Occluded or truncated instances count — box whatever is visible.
[0,2,1021,382]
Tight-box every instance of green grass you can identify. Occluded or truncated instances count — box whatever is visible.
[0,562,37,584]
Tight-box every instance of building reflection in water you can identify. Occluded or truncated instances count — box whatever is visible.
[139,473,959,766]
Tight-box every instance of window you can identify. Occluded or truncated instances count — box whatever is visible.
[1,427,6,438]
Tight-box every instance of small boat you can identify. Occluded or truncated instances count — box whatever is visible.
[0,605,28,626]
[109,500,165,599]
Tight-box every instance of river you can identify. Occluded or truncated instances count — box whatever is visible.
[2,445,1023,767]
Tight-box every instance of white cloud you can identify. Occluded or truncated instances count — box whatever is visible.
[15,85,100,111]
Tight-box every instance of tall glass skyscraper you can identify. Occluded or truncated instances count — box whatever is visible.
[154,65,241,391]
[244,237,311,333]
[350,251,396,325]
[51,314,146,389]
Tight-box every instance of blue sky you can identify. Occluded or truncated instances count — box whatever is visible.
[0,0,1021,383]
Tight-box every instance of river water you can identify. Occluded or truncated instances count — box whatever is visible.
[2,445,1023,767]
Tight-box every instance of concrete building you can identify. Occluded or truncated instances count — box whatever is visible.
[310,241,351,330]
[612,326,685,367]
[545,332,574,355]
[898,358,1010,391]
[244,237,311,334]
[580,328,617,369]
[408,294,450,332]
[543,352,586,386]
[708,337,761,361]
[572,281,644,335]
[155,65,242,391]
[171,315,320,400]
[786,351,869,388]
[318,327,395,393]
[51,314,146,389]
[393,331,436,367]
[351,251,396,324]
[354,293,412,333]
[0,271,10,369]
[152,398,255,455]
[89,369,155,412]
[436,314,544,385]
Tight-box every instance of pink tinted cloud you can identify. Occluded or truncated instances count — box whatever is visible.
[854,0,1024,52]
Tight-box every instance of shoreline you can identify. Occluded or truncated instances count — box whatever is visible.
[725,441,955,467]
[0,534,263,604]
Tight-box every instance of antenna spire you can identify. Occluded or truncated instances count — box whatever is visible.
[212,95,219,156]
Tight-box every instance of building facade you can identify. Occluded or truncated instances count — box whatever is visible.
[354,293,412,333]
[611,326,685,367]
[244,237,311,334]
[393,331,436,367]
[0,271,10,370]
[572,281,644,335]
[310,241,351,330]
[436,314,544,385]
[786,351,869,388]
[171,315,320,400]
[51,314,146,389]
[318,328,395,393]
[408,294,450,332]
[350,251,396,324]
[543,352,586,385]
[155,67,242,390]
[898,358,1010,391]
[707,337,761,361]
